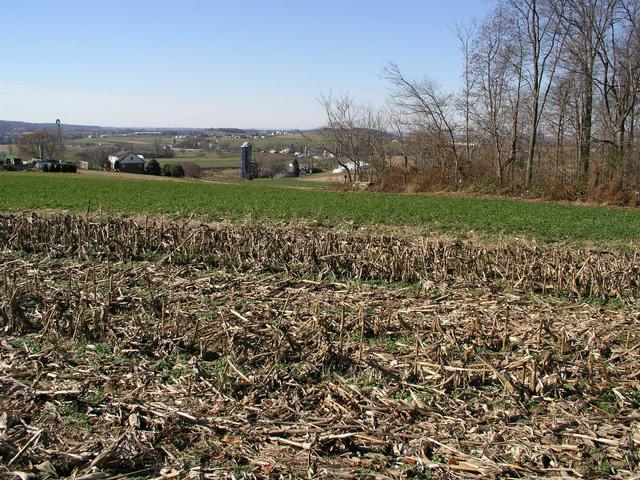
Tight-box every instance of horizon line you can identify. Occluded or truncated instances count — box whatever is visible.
[0,118,322,132]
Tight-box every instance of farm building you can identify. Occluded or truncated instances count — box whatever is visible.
[108,151,145,173]
[5,157,25,168]
[240,142,258,178]
[332,161,371,174]
[35,160,54,170]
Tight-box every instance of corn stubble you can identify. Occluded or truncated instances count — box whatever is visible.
[1,212,638,299]
[1,212,639,478]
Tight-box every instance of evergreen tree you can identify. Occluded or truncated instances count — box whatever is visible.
[146,158,161,175]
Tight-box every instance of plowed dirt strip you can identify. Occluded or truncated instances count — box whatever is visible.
[1,251,639,479]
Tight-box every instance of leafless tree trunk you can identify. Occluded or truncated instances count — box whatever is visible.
[509,0,568,187]
[508,45,525,180]
[472,4,524,182]
[560,0,617,180]
[456,21,478,169]
[551,77,571,182]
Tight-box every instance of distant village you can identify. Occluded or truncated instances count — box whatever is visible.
[0,122,360,180]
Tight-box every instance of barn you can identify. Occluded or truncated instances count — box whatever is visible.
[108,151,145,173]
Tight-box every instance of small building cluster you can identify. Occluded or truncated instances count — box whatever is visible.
[3,156,26,170]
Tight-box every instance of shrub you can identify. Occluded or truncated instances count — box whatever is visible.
[292,158,300,177]
[161,163,172,177]
[171,164,185,178]
[146,159,161,176]
[373,166,448,193]
[256,153,289,178]
[181,161,202,178]
[101,159,112,171]
[42,164,49,172]
[544,182,583,202]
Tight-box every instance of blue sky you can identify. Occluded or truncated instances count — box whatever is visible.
[2,0,494,129]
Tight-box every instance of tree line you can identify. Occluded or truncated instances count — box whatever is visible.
[315,0,640,203]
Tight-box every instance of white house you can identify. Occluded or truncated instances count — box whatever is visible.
[332,161,371,174]
[108,151,145,173]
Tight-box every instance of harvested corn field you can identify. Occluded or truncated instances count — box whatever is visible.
[0,213,639,299]
[1,213,640,479]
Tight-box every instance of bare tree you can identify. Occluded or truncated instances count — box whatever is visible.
[304,0,640,198]
[387,105,411,169]
[548,73,574,182]
[507,0,568,186]
[365,108,392,178]
[560,0,617,179]
[471,4,523,181]
[595,0,640,152]
[455,21,479,166]
[384,63,462,181]
[309,93,388,183]
[17,130,65,161]
[507,31,526,180]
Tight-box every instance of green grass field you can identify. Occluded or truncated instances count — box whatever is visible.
[1,172,639,244]
[159,150,238,168]
[248,178,330,189]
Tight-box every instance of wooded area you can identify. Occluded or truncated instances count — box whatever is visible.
[317,0,640,204]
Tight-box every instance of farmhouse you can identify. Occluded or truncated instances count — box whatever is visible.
[332,161,371,174]
[108,151,145,173]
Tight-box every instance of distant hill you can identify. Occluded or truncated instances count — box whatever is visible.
[0,120,201,144]
[0,120,106,136]
[0,120,309,142]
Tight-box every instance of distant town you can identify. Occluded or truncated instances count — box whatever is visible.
[0,120,353,182]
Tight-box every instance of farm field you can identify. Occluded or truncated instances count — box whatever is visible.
[1,172,640,244]
[247,177,332,190]
[74,169,331,191]
[0,213,639,479]
[70,135,175,147]
[220,133,316,150]
[159,151,238,169]
[68,133,315,151]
